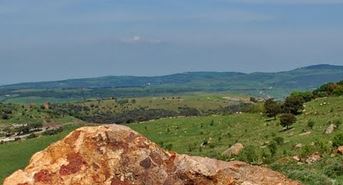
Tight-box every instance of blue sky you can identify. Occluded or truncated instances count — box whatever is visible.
[1,0,343,84]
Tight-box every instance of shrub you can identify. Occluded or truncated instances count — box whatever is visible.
[279,113,296,130]
[268,142,278,157]
[238,145,260,163]
[314,140,331,154]
[273,137,284,145]
[335,120,342,129]
[27,133,37,139]
[1,113,9,120]
[307,120,315,129]
[42,127,63,136]
[282,95,304,115]
[333,133,343,147]
[165,144,173,151]
[209,120,214,126]
[264,99,282,118]
[290,91,313,102]
[16,126,30,135]
[300,145,313,158]
[324,162,343,178]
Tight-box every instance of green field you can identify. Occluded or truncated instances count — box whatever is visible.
[130,96,343,184]
[1,96,343,184]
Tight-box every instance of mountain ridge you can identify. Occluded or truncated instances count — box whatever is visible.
[1,64,342,89]
[0,64,342,100]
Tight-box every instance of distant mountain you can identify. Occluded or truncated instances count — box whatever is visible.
[1,64,343,101]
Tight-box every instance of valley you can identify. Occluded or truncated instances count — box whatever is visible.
[1,80,343,184]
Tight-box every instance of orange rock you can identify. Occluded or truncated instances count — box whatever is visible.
[4,125,301,185]
[337,146,343,154]
[305,152,321,164]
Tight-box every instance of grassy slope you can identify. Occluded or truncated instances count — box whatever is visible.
[0,96,342,184]
[129,96,343,184]
[81,93,247,113]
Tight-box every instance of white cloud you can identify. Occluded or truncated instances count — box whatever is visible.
[120,36,162,44]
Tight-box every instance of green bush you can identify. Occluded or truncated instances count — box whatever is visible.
[42,127,63,136]
[27,133,37,139]
[282,95,304,115]
[314,140,331,154]
[273,137,284,145]
[268,141,278,157]
[324,162,343,178]
[333,133,343,147]
[300,145,313,158]
[307,120,315,129]
[264,99,282,118]
[238,145,260,163]
[279,113,296,130]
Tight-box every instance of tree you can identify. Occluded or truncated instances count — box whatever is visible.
[282,95,304,115]
[264,99,281,118]
[280,113,296,130]
[290,91,313,102]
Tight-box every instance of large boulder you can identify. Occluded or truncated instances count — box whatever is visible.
[4,125,301,185]
[222,143,244,157]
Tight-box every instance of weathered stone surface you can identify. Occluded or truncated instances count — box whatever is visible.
[4,125,301,185]
[325,124,336,134]
[294,143,303,148]
[222,143,244,157]
[305,152,321,164]
[337,146,343,154]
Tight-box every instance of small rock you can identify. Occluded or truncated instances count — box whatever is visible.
[299,131,311,136]
[337,146,343,154]
[297,162,304,165]
[325,124,337,134]
[222,143,244,157]
[292,156,300,162]
[305,152,321,164]
[295,143,303,148]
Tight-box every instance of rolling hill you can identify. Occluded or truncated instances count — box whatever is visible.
[1,64,343,102]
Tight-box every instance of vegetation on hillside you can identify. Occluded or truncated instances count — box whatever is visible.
[1,80,343,184]
[1,65,343,103]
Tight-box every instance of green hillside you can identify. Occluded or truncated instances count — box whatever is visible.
[1,95,343,184]
[130,96,343,185]
[1,64,343,103]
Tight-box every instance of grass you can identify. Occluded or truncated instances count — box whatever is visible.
[1,96,343,184]
[3,96,78,104]
[80,93,248,113]
[128,96,343,184]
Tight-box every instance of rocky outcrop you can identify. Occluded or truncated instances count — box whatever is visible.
[4,125,301,185]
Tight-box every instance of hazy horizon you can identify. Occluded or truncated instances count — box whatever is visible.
[1,63,342,86]
[1,0,343,84]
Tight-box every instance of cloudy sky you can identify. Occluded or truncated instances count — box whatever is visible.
[1,0,343,84]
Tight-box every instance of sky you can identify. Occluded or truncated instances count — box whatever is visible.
[1,0,343,84]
